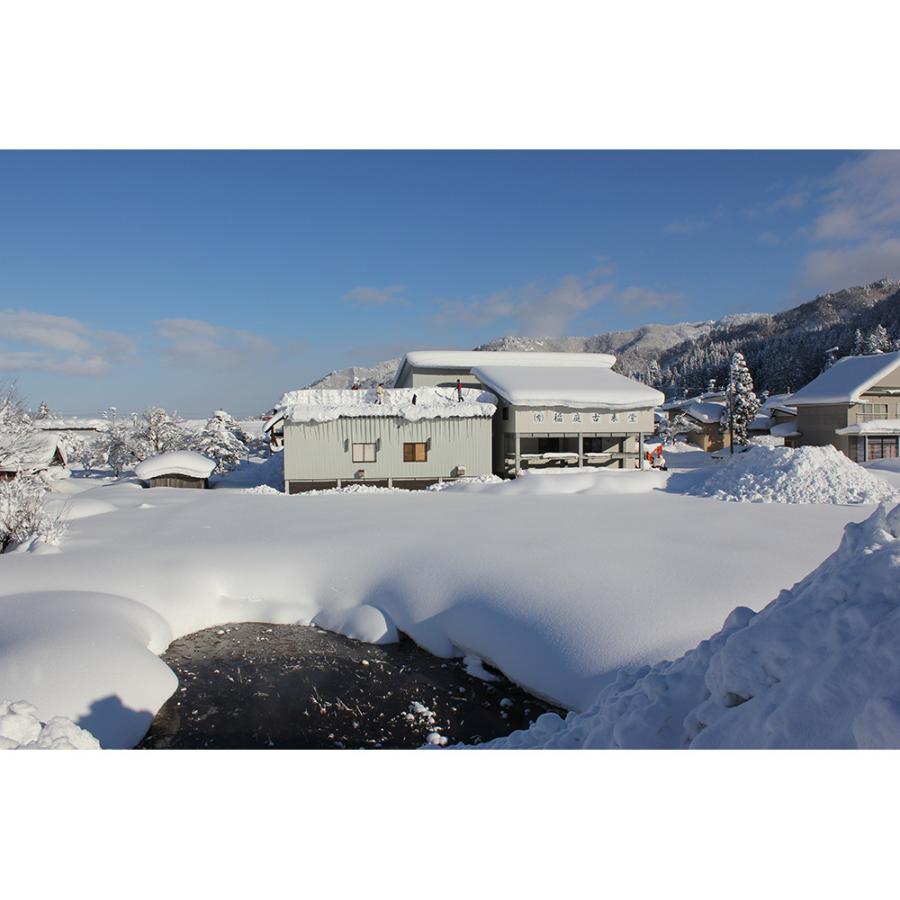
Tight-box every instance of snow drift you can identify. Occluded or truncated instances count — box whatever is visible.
[669,445,899,505]
[480,502,900,749]
[0,700,100,749]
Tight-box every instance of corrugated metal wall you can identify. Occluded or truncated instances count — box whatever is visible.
[283,415,493,482]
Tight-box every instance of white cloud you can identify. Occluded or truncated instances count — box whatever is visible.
[664,217,706,235]
[342,284,407,306]
[800,151,900,290]
[614,286,685,313]
[432,269,684,337]
[0,309,136,376]
[155,318,277,367]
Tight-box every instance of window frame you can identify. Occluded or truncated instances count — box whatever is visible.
[352,442,377,463]
[403,441,428,463]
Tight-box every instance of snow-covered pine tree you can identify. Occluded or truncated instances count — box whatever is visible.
[724,351,760,447]
[853,329,866,355]
[194,411,247,473]
[865,324,892,354]
[36,401,50,419]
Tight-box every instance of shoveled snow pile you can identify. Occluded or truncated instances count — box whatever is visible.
[427,474,504,491]
[675,445,899,504]
[479,502,900,749]
[134,451,215,481]
[0,700,100,749]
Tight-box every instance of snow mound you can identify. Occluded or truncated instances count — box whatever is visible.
[134,451,215,481]
[240,484,283,495]
[0,700,100,749]
[441,468,667,496]
[296,483,411,496]
[672,445,899,504]
[478,502,900,749]
[427,474,504,491]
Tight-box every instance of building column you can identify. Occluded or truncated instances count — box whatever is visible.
[577,433,584,467]
[863,435,869,463]
[514,432,521,477]
[638,432,644,469]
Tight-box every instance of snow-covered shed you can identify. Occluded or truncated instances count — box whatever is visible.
[786,351,900,462]
[0,432,67,480]
[280,387,497,492]
[134,451,216,489]
[393,350,663,474]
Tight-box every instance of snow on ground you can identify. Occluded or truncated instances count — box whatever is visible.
[0,449,879,747]
[480,502,900,748]
[668,445,899,505]
[0,699,100,749]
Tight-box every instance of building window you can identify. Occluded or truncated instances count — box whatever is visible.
[403,442,428,462]
[867,437,899,461]
[352,442,376,463]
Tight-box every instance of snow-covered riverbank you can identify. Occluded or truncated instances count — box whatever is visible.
[3,445,893,747]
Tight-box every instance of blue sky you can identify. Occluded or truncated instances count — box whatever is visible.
[2,150,899,416]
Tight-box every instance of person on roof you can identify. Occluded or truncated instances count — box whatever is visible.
[456,379,463,402]
[375,383,385,405]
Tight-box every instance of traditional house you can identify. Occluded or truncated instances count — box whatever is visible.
[786,350,900,462]
[660,394,730,452]
[134,451,215,488]
[0,433,68,480]
[280,387,496,492]
[393,350,663,473]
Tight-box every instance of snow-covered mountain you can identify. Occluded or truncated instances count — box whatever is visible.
[306,358,402,390]
[305,279,900,396]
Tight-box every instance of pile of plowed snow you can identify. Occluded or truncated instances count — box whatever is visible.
[0,700,100,749]
[479,502,900,749]
[678,445,899,504]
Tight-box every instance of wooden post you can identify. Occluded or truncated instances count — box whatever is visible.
[577,433,584,467]
[514,433,521,477]
[638,432,644,469]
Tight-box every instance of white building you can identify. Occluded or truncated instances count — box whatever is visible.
[280,387,496,492]
[393,350,664,473]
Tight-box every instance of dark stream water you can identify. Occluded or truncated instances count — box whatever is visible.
[137,622,561,749]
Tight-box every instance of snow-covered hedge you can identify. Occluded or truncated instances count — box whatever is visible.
[0,474,67,552]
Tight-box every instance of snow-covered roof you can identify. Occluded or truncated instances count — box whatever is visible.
[787,351,900,406]
[393,349,616,386]
[749,414,774,432]
[836,419,900,436]
[0,432,67,473]
[682,401,726,425]
[262,410,285,432]
[34,417,105,431]
[770,421,801,438]
[134,451,216,481]
[471,364,664,410]
[282,387,497,424]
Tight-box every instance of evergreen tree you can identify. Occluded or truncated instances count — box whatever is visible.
[94,407,141,476]
[853,329,866,355]
[36,401,50,419]
[194,411,247,473]
[865,324,892,354]
[724,351,760,446]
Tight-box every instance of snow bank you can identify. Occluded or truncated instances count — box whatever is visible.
[670,445,899,504]
[282,387,496,423]
[0,700,100,749]
[480,503,900,749]
[440,468,667,496]
[0,475,875,747]
[134,451,215,481]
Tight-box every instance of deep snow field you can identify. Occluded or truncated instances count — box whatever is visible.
[1,443,898,749]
